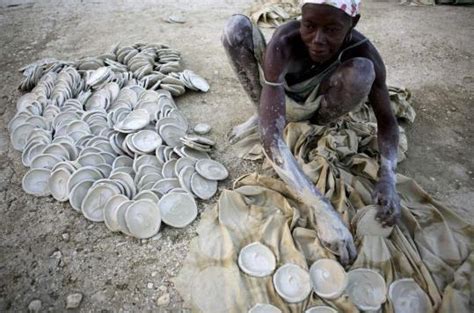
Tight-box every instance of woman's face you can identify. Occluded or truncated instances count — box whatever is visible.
[300,4,354,63]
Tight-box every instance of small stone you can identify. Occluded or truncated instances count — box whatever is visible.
[151,233,162,241]
[157,293,170,306]
[28,299,42,312]
[68,275,78,283]
[62,233,70,241]
[87,224,94,230]
[430,177,436,181]
[91,290,106,303]
[193,123,211,135]
[166,15,186,24]
[66,293,83,309]
[158,285,167,292]
[147,282,154,289]
[151,271,158,277]
[51,250,62,259]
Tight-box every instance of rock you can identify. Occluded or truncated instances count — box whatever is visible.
[51,250,62,259]
[91,290,107,303]
[62,233,70,241]
[66,293,83,309]
[156,293,170,306]
[166,15,186,24]
[28,299,42,312]
[193,123,211,135]
[147,282,154,289]
[158,285,167,293]
[0,132,8,154]
[151,233,162,241]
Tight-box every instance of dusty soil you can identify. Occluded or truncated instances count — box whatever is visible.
[0,0,472,312]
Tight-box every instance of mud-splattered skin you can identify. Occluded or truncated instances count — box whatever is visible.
[223,4,400,264]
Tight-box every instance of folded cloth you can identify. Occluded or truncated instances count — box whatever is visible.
[233,86,413,161]
[175,87,472,312]
[175,124,473,312]
[248,0,301,28]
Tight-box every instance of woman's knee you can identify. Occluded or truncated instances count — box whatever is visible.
[338,57,375,91]
[222,15,253,49]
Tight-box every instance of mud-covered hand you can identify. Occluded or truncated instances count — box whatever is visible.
[316,206,357,266]
[373,178,401,227]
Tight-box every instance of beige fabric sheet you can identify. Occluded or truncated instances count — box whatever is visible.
[248,0,301,28]
[175,95,472,312]
[233,86,414,161]
[175,172,472,312]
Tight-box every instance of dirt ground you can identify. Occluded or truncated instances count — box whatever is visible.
[0,0,472,312]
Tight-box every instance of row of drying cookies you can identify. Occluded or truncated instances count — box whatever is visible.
[239,242,431,313]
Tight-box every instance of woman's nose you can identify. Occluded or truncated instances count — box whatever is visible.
[312,29,325,45]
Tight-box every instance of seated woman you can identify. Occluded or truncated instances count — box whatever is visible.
[222,0,400,264]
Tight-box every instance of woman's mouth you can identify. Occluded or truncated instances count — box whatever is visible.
[310,48,328,56]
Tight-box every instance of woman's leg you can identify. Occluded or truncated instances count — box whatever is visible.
[222,15,265,143]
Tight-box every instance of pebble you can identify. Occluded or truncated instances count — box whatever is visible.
[156,293,170,306]
[158,285,167,292]
[51,250,62,259]
[151,233,162,241]
[193,123,211,135]
[166,15,186,24]
[91,290,106,303]
[0,132,8,154]
[66,293,83,309]
[147,282,154,289]
[62,233,70,241]
[151,271,158,277]
[28,299,42,312]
